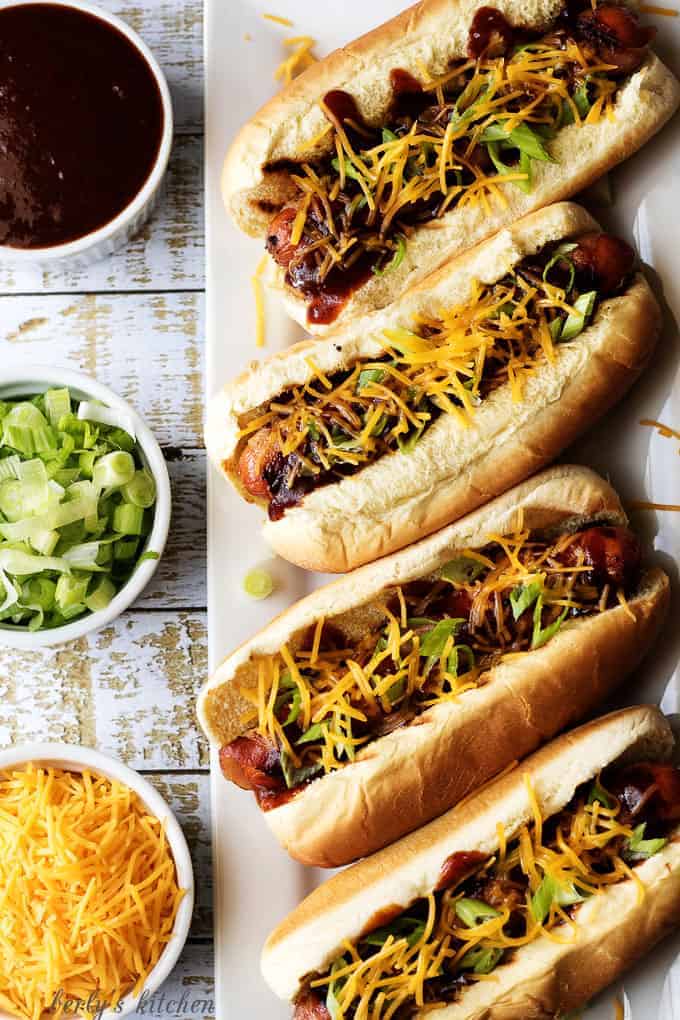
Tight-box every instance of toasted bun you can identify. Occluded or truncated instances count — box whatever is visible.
[221,0,679,331]
[198,466,670,867]
[261,705,677,1014]
[205,203,661,573]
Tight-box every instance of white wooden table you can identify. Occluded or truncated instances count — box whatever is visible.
[0,1,215,1013]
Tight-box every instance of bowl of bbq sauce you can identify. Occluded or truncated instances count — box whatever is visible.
[0,0,173,266]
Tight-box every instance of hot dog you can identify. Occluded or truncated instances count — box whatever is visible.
[197,466,669,867]
[261,706,680,1020]
[206,203,660,573]
[222,0,679,332]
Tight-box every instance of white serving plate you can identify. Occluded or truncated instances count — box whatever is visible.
[204,4,680,1017]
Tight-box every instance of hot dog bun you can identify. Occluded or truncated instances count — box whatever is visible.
[222,0,679,332]
[261,705,680,1018]
[198,466,670,867]
[205,203,661,573]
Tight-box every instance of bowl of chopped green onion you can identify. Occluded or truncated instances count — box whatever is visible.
[0,366,171,646]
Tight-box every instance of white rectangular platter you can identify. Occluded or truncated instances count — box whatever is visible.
[204,3,680,1016]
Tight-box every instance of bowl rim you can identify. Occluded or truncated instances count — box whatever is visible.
[0,742,195,1020]
[0,365,172,648]
[0,0,174,262]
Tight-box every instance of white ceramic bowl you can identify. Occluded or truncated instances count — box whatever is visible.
[0,0,174,269]
[0,743,195,1020]
[0,365,171,648]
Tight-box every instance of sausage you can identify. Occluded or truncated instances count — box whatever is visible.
[237,427,279,500]
[560,525,641,588]
[577,5,654,75]
[480,877,526,913]
[266,206,301,269]
[219,732,283,793]
[293,991,331,1020]
[571,233,635,295]
[610,762,680,824]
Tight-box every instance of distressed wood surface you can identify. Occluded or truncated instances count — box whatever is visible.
[0,611,209,769]
[0,0,219,1004]
[0,291,205,447]
[138,450,207,610]
[126,941,216,1020]
[148,773,213,939]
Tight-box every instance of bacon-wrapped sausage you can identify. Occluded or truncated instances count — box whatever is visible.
[560,525,641,588]
[219,732,282,793]
[237,427,280,500]
[571,233,636,295]
[266,206,301,269]
[577,4,655,75]
[293,992,331,1020]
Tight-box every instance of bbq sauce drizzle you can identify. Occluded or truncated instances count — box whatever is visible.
[239,233,634,522]
[264,2,652,324]
[220,524,641,807]
[296,762,679,1018]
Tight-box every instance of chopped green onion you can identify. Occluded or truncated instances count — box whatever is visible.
[561,291,598,341]
[112,503,145,536]
[0,549,70,576]
[440,556,486,584]
[587,779,614,809]
[486,140,533,194]
[122,470,156,508]
[372,235,407,277]
[22,576,57,611]
[455,898,501,927]
[0,456,20,482]
[481,121,555,162]
[44,388,72,427]
[624,822,667,861]
[531,594,569,649]
[85,576,117,613]
[93,451,136,491]
[509,580,542,620]
[77,401,136,439]
[460,945,504,974]
[243,567,274,600]
[0,388,158,630]
[542,252,576,293]
[55,573,90,612]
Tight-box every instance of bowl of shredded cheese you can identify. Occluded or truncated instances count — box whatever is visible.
[0,743,194,1020]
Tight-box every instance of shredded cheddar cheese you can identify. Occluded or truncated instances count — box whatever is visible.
[311,777,651,1019]
[275,34,318,85]
[263,12,294,26]
[639,3,678,14]
[285,38,619,278]
[641,418,680,451]
[629,501,680,512]
[240,529,617,780]
[238,264,592,469]
[252,254,269,347]
[0,764,184,1020]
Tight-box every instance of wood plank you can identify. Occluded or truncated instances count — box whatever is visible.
[137,449,206,611]
[147,773,212,939]
[0,290,205,448]
[0,611,209,771]
[0,135,204,295]
[126,941,215,1020]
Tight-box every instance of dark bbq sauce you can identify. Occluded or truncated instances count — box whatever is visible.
[323,88,369,131]
[0,3,164,248]
[390,68,431,120]
[467,6,515,57]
